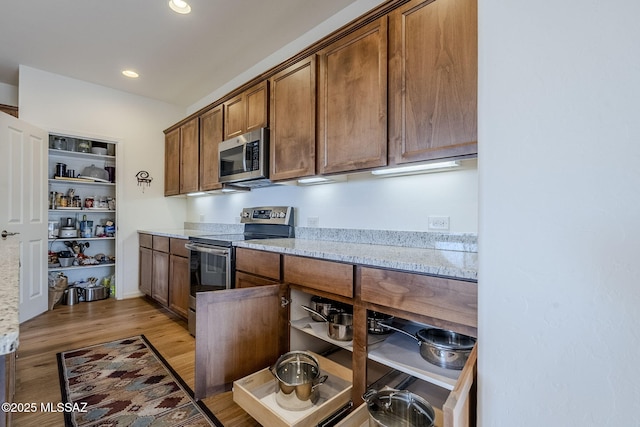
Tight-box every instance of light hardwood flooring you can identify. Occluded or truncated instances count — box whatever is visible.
[13,297,261,426]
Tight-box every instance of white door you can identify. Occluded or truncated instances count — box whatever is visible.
[0,112,48,322]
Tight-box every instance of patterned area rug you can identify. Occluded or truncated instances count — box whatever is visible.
[57,335,221,427]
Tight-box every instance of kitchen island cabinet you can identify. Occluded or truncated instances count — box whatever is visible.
[1,239,19,427]
[1,352,16,427]
[317,17,388,174]
[388,0,477,164]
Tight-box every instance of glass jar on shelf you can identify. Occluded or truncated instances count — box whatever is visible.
[77,139,91,153]
[50,137,66,150]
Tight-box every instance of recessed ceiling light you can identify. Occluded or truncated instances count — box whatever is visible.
[169,0,191,14]
[122,70,139,78]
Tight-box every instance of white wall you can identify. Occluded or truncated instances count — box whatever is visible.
[187,0,389,115]
[0,82,18,106]
[478,1,640,426]
[188,160,478,232]
[19,65,186,299]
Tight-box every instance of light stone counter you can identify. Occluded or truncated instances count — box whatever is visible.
[138,224,244,240]
[0,240,20,355]
[235,238,478,281]
[140,225,478,281]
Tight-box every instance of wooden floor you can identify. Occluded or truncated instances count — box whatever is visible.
[13,297,261,427]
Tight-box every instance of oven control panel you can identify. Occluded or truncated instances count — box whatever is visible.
[240,206,293,225]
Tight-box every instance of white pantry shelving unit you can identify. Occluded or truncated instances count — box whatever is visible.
[47,134,117,289]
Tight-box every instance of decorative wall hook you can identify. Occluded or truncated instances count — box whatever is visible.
[135,171,153,192]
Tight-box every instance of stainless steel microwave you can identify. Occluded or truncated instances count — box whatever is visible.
[218,127,269,184]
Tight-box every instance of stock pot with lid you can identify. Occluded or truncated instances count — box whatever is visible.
[363,388,435,427]
[271,351,327,410]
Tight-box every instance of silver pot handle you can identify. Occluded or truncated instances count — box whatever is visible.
[375,321,419,342]
[301,305,329,322]
[362,388,378,402]
[311,374,328,391]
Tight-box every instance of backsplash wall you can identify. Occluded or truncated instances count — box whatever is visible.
[187,159,478,233]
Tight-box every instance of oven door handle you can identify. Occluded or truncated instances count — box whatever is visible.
[185,243,230,256]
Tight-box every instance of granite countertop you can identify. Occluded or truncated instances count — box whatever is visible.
[0,241,20,355]
[138,223,245,239]
[235,238,478,281]
[139,226,478,281]
[137,228,219,239]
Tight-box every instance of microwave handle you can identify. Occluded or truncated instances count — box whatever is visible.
[242,143,248,172]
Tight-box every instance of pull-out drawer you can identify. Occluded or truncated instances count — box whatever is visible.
[138,233,152,249]
[233,352,352,427]
[152,235,170,253]
[360,267,477,332]
[236,248,281,280]
[284,255,354,298]
[169,237,189,258]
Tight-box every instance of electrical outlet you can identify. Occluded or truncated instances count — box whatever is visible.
[199,214,205,222]
[307,217,320,228]
[428,216,450,231]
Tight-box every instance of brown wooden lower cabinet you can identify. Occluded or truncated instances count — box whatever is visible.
[236,271,279,288]
[236,247,281,280]
[195,284,289,399]
[168,254,189,318]
[138,233,190,321]
[138,246,152,296]
[196,248,478,426]
[151,251,169,306]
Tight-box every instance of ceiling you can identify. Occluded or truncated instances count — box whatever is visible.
[0,0,362,108]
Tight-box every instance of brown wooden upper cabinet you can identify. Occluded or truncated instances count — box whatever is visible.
[388,0,478,165]
[269,56,317,181]
[199,105,223,191]
[223,80,269,140]
[317,17,388,175]
[164,127,180,196]
[164,117,199,196]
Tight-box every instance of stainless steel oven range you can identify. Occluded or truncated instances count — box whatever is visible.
[185,206,294,336]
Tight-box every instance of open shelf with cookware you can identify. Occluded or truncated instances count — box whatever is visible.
[289,290,465,391]
[287,289,474,427]
[200,248,477,426]
[47,133,117,295]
